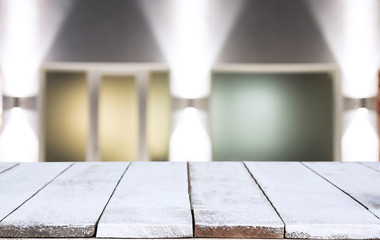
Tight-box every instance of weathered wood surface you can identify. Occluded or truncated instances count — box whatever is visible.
[304,162,380,219]
[0,238,315,240]
[189,162,284,238]
[97,162,192,238]
[362,162,380,172]
[0,162,18,174]
[0,162,72,222]
[245,162,380,239]
[0,162,129,238]
[1,161,380,239]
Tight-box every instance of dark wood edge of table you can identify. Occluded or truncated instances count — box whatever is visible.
[0,238,326,240]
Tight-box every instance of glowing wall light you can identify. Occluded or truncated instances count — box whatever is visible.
[342,108,379,162]
[0,107,38,162]
[307,0,379,162]
[170,107,211,162]
[140,0,243,161]
[0,1,72,162]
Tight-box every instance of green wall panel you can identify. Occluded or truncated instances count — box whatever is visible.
[210,72,333,161]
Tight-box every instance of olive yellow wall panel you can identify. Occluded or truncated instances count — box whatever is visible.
[44,71,88,162]
[146,71,170,161]
[99,75,138,161]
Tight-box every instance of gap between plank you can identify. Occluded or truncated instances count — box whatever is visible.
[0,163,20,175]
[242,162,286,239]
[187,162,195,237]
[0,162,75,223]
[93,162,132,237]
[300,162,380,221]
[358,162,380,173]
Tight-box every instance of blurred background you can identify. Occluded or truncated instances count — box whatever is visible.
[0,0,379,162]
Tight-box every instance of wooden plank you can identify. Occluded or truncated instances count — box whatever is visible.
[0,238,303,240]
[245,162,380,239]
[304,162,380,219]
[189,162,284,238]
[0,163,18,174]
[362,162,380,172]
[0,162,129,238]
[97,162,192,238]
[0,162,71,222]
[0,238,292,240]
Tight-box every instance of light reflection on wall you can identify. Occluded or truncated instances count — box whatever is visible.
[342,108,379,162]
[0,0,72,162]
[139,0,243,99]
[170,107,211,162]
[307,0,379,99]
[0,0,72,97]
[307,0,380,161]
[140,0,243,162]
[0,108,38,162]
[0,0,39,97]
[341,0,379,99]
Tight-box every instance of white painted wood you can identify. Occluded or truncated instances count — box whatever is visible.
[97,162,192,238]
[0,162,71,222]
[0,162,129,238]
[189,162,284,238]
[362,162,380,172]
[0,238,295,240]
[304,162,380,219]
[245,162,380,239]
[0,239,296,240]
[0,163,18,174]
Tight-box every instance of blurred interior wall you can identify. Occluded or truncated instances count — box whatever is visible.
[45,0,336,64]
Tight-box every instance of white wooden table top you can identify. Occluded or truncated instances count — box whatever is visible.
[0,162,379,239]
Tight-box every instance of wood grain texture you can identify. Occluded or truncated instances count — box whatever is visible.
[189,162,284,238]
[0,163,18,174]
[245,162,380,239]
[0,163,72,222]
[97,162,192,238]
[0,162,128,238]
[304,162,380,219]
